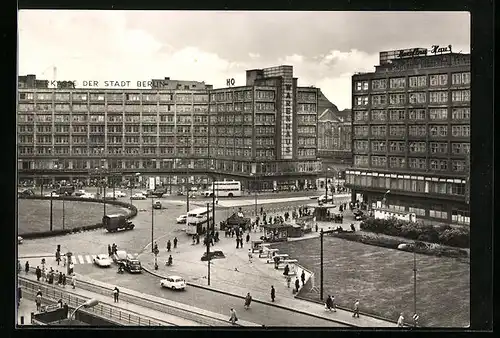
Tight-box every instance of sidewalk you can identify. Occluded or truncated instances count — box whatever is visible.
[19,272,202,326]
[139,230,396,327]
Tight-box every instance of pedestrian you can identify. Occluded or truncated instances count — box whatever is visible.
[35,290,42,312]
[244,292,252,310]
[236,236,239,249]
[286,275,291,288]
[196,234,200,244]
[108,244,112,256]
[173,237,178,249]
[25,261,30,274]
[397,313,405,327]
[352,299,360,318]
[325,295,333,311]
[248,249,253,263]
[331,295,337,312]
[240,237,244,248]
[229,308,238,325]
[41,268,46,282]
[295,277,300,293]
[166,240,172,252]
[113,287,119,303]
[283,264,289,276]
[246,233,250,243]
[192,235,196,245]
[301,270,306,286]
[71,274,76,289]
[63,256,67,267]
[58,272,63,286]
[55,250,61,265]
[36,266,41,281]
[271,285,275,302]
[62,274,67,288]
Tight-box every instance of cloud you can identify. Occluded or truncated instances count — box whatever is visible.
[249,52,260,59]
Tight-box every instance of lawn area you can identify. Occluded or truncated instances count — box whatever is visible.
[271,236,469,327]
[18,199,129,234]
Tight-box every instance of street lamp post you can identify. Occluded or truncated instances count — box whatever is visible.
[325,168,331,200]
[69,298,99,320]
[382,189,391,207]
[186,164,191,213]
[205,202,211,286]
[101,166,107,217]
[151,196,154,253]
[319,228,336,301]
[413,243,418,327]
[50,191,53,232]
[211,169,216,233]
[62,196,65,230]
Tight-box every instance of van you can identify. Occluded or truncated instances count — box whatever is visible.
[102,214,135,233]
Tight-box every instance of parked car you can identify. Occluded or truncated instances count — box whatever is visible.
[176,214,187,224]
[131,193,147,200]
[201,250,225,261]
[176,190,184,196]
[318,194,333,203]
[18,236,23,244]
[124,254,142,273]
[93,254,112,267]
[112,250,128,264]
[74,190,87,197]
[18,189,35,197]
[160,276,186,290]
[44,193,60,197]
[80,193,95,199]
[153,200,162,209]
[114,191,127,198]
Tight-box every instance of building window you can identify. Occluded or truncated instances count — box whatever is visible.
[372,79,387,90]
[354,111,369,121]
[408,125,427,136]
[371,141,386,152]
[390,141,406,152]
[408,158,427,170]
[451,125,470,137]
[451,142,470,154]
[452,160,467,172]
[409,207,426,216]
[389,109,405,121]
[354,140,369,152]
[371,125,387,137]
[389,157,406,169]
[452,90,470,102]
[429,210,448,219]
[429,108,448,120]
[429,126,448,137]
[452,72,471,85]
[354,155,369,167]
[452,208,470,225]
[354,96,369,106]
[389,77,406,89]
[430,142,448,153]
[355,81,369,91]
[408,109,426,120]
[429,74,448,87]
[408,92,426,104]
[389,125,406,137]
[354,126,369,136]
[409,142,426,153]
[371,156,387,168]
[371,95,387,106]
[429,91,448,103]
[409,75,427,88]
[389,93,405,105]
[452,107,470,120]
[430,159,448,171]
[371,110,387,121]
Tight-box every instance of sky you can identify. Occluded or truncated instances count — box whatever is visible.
[18,11,470,110]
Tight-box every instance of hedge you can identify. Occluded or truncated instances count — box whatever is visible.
[18,196,137,239]
[359,217,469,248]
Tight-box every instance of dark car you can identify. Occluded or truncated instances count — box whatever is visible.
[18,189,35,197]
[124,255,142,273]
[201,251,225,261]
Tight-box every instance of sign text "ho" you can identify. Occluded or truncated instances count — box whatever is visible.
[226,78,235,86]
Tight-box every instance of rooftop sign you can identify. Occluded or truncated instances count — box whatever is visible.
[380,45,453,64]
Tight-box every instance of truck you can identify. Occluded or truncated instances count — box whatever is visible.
[102,214,135,233]
[53,185,75,196]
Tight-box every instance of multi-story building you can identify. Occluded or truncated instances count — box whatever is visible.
[208,65,321,191]
[17,66,322,191]
[346,46,470,225]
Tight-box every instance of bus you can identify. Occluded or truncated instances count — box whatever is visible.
[186,207,213,235]
[203,180,242,198]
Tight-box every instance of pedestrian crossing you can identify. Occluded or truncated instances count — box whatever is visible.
[26,254,104,266]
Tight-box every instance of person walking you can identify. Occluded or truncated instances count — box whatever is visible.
[236,236,240,249]
[166,240,172,252]
[248,249,253,263]
[71,274,76,289]
[295,277,300,293]
[301,270,306,286]
[229,308,238,325]
[173,237,178,249]
[283,264,289,276]
[240,237,244,248]
[244,292,252,310]
[270,285,276,302]
[113,287,120,303]
[108,244,112,257]
[62,274,67,288]
[36,266,41,281]
[35,289,42,312]
[325,295,333,311]
[62,255,67,267]
[352,299,360,318]
[41,267,46,282]
[246,233,250,243]
[397,313,405,327]
[25,261,30,274]
[58,272,63,286]
[286,275,291,288]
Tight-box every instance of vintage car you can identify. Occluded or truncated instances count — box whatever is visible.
[201,250,225,261]
[160,276,186,290]
[153,200,162,209]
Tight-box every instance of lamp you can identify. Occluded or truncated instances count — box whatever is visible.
[69,298,99,320]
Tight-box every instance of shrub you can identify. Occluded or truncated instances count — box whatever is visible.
[439,229,469,248]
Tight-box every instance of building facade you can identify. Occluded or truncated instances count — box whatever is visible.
[346,47,470,225]
[17,66,321,191]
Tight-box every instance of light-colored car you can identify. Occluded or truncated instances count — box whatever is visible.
[80,193,95,199]
[318,194,333,203]
[18,236,23,244]
[176,214,187,224]
[160,276,186,290]
[44,193,60,197]
[131,193,147,200]
[74,190,87,197]
[114,191,127,198]
[93,254,112,267]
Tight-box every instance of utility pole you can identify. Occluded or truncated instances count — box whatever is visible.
[206,202,211,286]
[62,196,65,230]
[50,191,53,232]
[186,165,190,213]
[413,243,418,326]
[151,196,154,253]
[319,228,336,301]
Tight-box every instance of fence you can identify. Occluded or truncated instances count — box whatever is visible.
[18,277,166,326]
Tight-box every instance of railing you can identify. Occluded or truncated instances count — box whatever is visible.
[74,278,237,326]
[18,277,168,326]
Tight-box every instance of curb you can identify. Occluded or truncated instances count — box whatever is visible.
[141,265,356,327]
[18,254,54,259]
